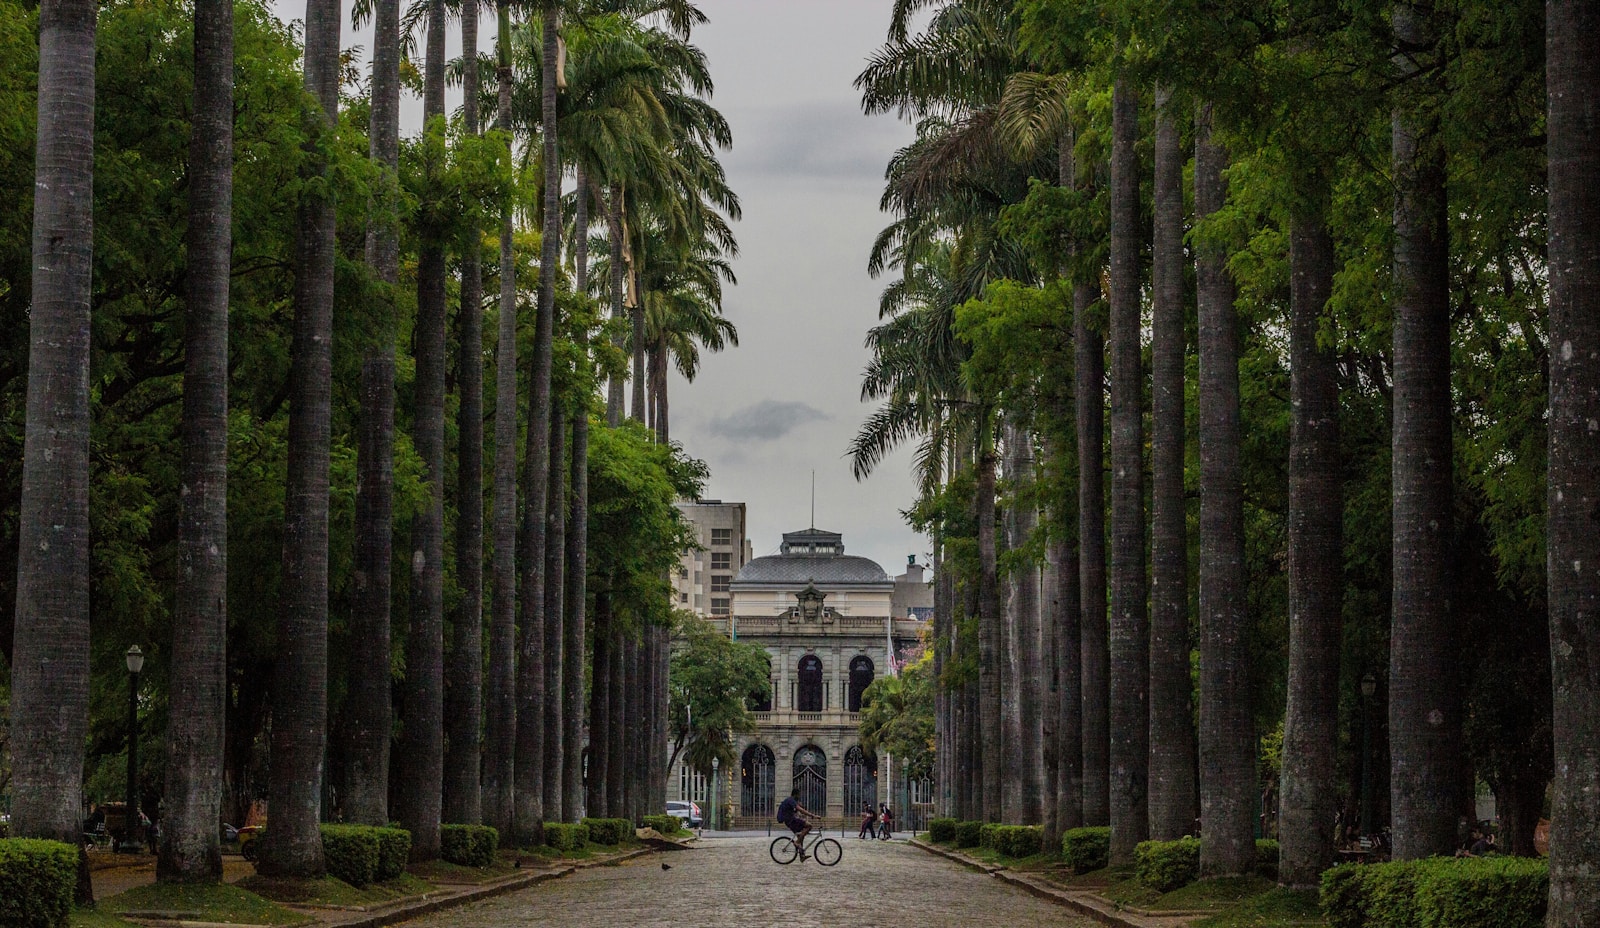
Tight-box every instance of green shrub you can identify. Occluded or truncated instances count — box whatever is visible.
[439,825,497,868]
[954,820,985,849]
[641,815,683,836]
[1062,826,1111,874]
[926,818,959,843]
[543,823,590,853]
[1255,839,1280,882]
[581,818,633,846]
[1320,864,1368,928]
[1321,860,1422,928]
[319,825,380,888]
[0,839,77,928]
[1414,856,1548,928]
[1135,837,1200,893]
[373,827,411,881]
[991,825,1043,859]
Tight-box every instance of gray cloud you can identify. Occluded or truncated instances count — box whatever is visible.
[708,401,829,442]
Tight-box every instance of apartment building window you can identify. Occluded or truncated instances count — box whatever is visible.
[711,528,732,546]
[680,592,688,604]
[711,575,730,593]
[711,597,730,616]
[678,566,688,579]
[711,552,731,570]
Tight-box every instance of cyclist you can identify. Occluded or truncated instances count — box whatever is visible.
[776,789,818,859]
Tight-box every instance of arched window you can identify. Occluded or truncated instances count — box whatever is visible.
[797,655,823,712]
[749,654,772,712]
[843,745,877,815]
[741,744,775,818]
[848,655,875,712]
[793,745,827,814]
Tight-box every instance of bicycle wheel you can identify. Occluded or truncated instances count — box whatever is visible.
[812,837,843,867]
[770,835,798,864]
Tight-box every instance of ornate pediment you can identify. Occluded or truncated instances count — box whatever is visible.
[787,581,835,624]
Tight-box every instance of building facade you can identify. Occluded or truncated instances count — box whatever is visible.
[671,499,754,619]
[670,526,931,826]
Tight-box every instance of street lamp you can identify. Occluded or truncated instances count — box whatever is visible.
[710,756,720,832]
[125,645,145,853]
[1359,672,1377,837]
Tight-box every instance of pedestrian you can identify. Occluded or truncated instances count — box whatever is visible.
[858,803,877,839]
[878,804,893,840]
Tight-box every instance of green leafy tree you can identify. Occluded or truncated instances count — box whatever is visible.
[666,615,770,777]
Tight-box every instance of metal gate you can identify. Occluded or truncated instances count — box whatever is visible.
[843,745,877,816]
[742,744,775,818]
[793,745,827,815]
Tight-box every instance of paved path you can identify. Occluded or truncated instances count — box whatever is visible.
[407,834,1096,928]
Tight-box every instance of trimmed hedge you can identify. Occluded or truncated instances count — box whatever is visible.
[641,815,683,836]
[320,825,380,888]
[0,839,77,928]
[927,818,960,844]
[1135,837,1200,892]
[1321,857,1548,928]
[373,827,411,881]
[1062,826,1110,874]
[978,823,1002,850]
[954,820,985,849]
[989,825,1043,859]
[581,818,633,846]
[439,825,498,868]
[543,823,590,853]
[1255,839,1280,882]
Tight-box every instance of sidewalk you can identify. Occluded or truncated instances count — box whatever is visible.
[910,839,1195,928]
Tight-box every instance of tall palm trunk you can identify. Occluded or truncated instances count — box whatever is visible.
[976,423,1002,822]
[160,0,232,884]
[348,0,399,829]
[261,0,341,879]
[606,187,626,426]
[1044,359,1083,842]
[1004,421,1042,822]
[515,0,561,839]
[1148,86,1197,843]
[1195,104,1253,877]
[1545,2,1600,921]
[1279,211,1343,887]
[1387,1,1460,861]
[563,405,589,821]
[542,407,566,816]
[484,0,518,839]
[588,603,613,816]
[444,0,485,827]
[399,0,449,861]
[933,528,952,816]
[630,263,647,425]
[1107,77,1148,863]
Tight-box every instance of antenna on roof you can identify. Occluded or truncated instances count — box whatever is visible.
[810,470,815,529]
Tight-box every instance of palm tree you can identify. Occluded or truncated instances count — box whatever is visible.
[1387,1,1460,861]
[1148,85,1197,844]
[1194,103,1254,878]
[1106,77,1148,864]
[159,0,232,884]
[10,0,97,889]
[1545,2,1600,922]
[563,400,590,822]
[444,0,485,828]
[542,403,567,817]
[398,0,449,863]
[261,0,342,879]
[976,419,1002,822]
[347,0,400,831]
[1003,420,1043,822]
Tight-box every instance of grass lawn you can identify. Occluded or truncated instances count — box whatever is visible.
[964,847,1065,870]
[523,840,637,862]
[1191,887,1325,928]
[69,909,142,928]
[104,882,307,925]
[407,858,519,884]
[238,872,435,908]
[1041,863,1137,890]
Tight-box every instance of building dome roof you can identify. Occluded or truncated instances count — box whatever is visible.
[733,552,890,586]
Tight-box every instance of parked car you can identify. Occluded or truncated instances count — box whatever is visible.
[666,800,703,828]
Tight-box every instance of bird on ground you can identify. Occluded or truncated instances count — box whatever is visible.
[661,862,672,871]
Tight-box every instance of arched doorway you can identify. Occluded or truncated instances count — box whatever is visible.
[749,654,772,712]
[793,744,826,814]
[843,745,877,815]
[741,744,775,818]
[848,655,875,712]
[797,654,823,712]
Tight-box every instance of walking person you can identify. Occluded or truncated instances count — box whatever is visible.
[878,803,893,840]
[858,803,877,839]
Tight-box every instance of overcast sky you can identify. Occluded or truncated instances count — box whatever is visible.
[266,0,929,575]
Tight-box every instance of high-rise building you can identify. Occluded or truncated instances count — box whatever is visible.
[671,499,753,620]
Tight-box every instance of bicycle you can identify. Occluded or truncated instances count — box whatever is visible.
[770,820,841,866]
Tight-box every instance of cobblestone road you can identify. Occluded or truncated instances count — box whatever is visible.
[411,835,1095,928]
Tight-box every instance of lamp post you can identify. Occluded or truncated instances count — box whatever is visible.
[1359,671,1377,837]
[710,756,720,832]
[125,645,145,852]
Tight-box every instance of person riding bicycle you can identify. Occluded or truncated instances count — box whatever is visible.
[776,789,818,858]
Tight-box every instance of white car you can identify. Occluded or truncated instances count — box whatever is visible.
[666,800,703,828]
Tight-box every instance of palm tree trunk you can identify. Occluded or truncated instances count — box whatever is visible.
[1195,103,1253,877]
[1107,77,1148,864]
[1279,211,1343,887]
[261,0,341,880]
[1388,1,1460,861]
[563,406,589,821]
[515,0,562,840]
[573,169,589,291]
[1005,421,1043,822]
[399,0,449,860]
[606,625,627,813]
[484,0,518,840]
[444,0,485,828]
[1148,86,1198,844]
[933,530,951,817]
[589,602,613,817]
[606,187,626,427]
[347,0,399,829]
[976,422,1002,822]
[159,0,231,884]
[1546,2,1600,922]
[542,407,567,817]
[630,263,647,425]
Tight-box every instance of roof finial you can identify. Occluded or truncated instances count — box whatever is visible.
[810,469,815,530]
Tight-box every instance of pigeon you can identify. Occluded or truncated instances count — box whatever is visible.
[661,862,673,871]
